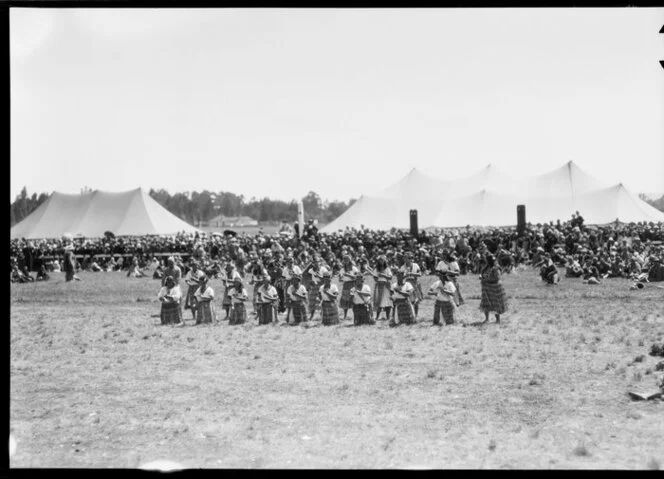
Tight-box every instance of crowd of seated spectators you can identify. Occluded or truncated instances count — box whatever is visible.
[10,215,664,284]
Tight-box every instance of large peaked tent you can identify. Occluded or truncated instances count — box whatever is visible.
[11,188,201,239]
[318,195,403,232]
[574,184,664,225]
[322,161,664,232]
[524,161,605,198]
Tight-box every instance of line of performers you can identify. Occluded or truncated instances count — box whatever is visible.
[157,254,467,327]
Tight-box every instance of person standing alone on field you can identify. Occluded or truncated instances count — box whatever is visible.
[63,239,80,282]
[479,253,507,324]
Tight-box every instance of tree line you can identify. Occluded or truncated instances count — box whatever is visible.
[146,189,356,226]
[10,187,664,228]
[9,187,357,227]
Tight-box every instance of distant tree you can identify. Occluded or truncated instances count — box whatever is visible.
[10,187,50,226]
[196,191,214,222]
[215,192,244,217]
[242,197,261,221]
[640,193,664,213]
[149,188,171,207]
[324,200,351,223]
[302,191,323,219]
[15,187,29,221]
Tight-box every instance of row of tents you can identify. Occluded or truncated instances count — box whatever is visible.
[10,161,664,239]
[321,161,664,232]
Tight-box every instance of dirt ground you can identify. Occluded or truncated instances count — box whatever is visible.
[10,268,664,469]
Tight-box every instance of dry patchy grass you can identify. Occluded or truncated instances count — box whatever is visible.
[10,270,664,469]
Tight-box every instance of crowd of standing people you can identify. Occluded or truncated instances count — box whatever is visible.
[152,248,505,327]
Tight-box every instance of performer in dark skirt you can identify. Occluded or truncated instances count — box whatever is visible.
[184,261,204,321]
[247,261,265,318]
[281,256,303,323]
[428,269,457,325]
[158,276,184,326]
[303,256,327,321]
[228,277,248,325]
[220,262,240,320]
[339,255,359,320]
[256,273,279,325]
[350,274,374,326]
[400,253,423,318]
[438,252,465,306]
[194,275,216,324]
[371,255,393,321]
[479,254,507,323]
[319,271,340,325]
[270,258,286,314]
[287,274,308,325]
[390,271,415,326]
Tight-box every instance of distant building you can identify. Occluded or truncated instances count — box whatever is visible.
[207,215,259,227]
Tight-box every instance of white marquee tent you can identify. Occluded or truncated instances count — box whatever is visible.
[10,188,201,239]
[322,162,664,232]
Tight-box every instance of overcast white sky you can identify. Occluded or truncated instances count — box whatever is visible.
[10,8,664,203]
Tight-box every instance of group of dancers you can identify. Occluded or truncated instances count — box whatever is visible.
[157,250,508,327]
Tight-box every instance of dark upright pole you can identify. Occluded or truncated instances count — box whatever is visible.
[410,209,419,238]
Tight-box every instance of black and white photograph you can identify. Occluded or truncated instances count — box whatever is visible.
[9,6,664,469]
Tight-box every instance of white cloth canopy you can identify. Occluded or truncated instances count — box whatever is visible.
[11,188,201,239]
[322,161,664,231]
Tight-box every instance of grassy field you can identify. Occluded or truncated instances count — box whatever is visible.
[10,268,664,469]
